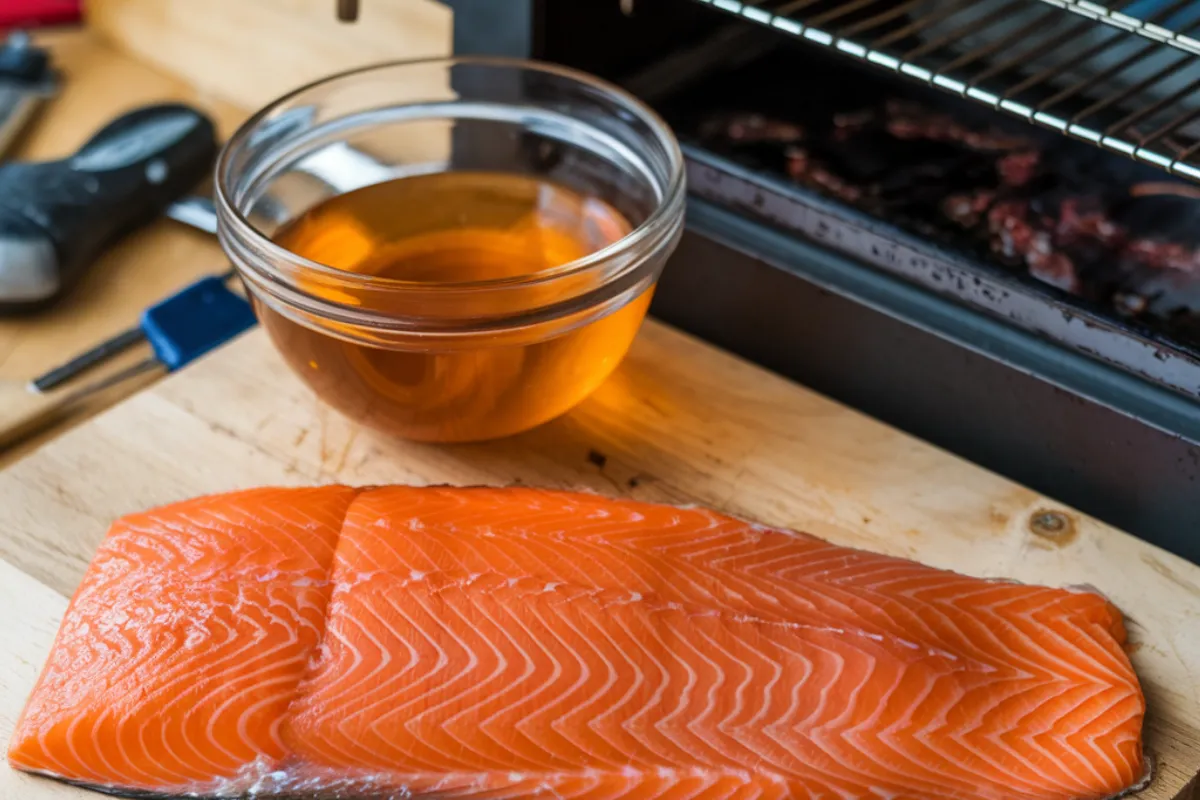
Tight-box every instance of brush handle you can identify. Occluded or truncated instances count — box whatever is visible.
[0,103,218,308]
[0,358,164,452]
[0,380,68,451]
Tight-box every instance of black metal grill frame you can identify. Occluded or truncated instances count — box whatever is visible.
[689,0,1200,182]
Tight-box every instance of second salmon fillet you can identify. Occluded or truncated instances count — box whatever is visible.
[8,485,1146,799]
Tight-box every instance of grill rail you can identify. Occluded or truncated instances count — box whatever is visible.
[692,0,1200,180]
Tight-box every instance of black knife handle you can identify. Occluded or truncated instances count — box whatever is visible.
[0,103,218,305]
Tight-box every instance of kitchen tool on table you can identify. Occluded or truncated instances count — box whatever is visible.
[28,255,245,394]
[0,31,57,158]
[0,102,218,311]
[0,272,256,450]
[164,194,218,234]
[162,140,393,235]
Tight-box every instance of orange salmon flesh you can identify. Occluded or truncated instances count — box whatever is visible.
[8,486,1146,799]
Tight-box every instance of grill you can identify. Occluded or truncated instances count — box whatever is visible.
[651,39,1200,396]
[442,0,1200,561]
[691,0,1200,181]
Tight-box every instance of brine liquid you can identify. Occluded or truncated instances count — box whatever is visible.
[261,171,651,442]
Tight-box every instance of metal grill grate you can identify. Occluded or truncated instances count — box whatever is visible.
[690,0,1200,180]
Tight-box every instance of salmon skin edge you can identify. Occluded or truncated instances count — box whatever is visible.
[15,759,1161,800]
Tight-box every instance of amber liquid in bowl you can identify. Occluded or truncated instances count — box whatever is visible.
[259,171,650,442]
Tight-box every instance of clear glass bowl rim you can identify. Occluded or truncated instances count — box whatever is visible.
[213,54,687,295]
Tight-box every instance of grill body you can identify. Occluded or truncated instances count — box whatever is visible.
[439,0,1200,564]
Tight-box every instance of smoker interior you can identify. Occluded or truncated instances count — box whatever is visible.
[634,24,1200,395]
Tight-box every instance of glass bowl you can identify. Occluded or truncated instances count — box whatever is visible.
[215,56,685,443]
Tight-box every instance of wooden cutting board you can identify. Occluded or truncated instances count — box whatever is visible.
[0,320,1199,798]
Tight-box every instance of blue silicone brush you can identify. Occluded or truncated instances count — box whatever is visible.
[30,268,254,392]
[1,272,256,450]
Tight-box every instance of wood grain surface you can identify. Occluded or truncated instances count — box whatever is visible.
[0,561,75,800]
[88,0,452,110]
[0,323,1198,798]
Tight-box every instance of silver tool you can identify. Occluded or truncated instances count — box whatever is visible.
[0,31,58,158]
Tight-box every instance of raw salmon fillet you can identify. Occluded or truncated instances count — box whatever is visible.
[9,486,1146,799]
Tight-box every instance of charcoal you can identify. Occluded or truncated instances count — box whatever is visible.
[694,94,1200,348]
